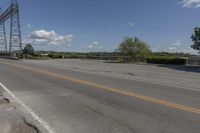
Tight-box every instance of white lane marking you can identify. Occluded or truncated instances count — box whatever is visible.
[0,82,56,133]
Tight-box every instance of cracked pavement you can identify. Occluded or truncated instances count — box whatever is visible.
[0,88,38,133]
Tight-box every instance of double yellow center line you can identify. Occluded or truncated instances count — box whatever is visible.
[1,60,200,115]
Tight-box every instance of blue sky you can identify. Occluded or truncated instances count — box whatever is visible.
[0,0,200,53]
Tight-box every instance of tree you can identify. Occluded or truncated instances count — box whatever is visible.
[23,44,35,55]
[117,37,151,61]
[191,27,200,53]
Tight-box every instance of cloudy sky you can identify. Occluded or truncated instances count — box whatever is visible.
[0,0,200,53]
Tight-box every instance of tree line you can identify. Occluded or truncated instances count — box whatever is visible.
[23,26,200,62]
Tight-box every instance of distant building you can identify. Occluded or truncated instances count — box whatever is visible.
[40,53,49,56]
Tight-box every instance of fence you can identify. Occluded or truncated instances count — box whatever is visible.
[188,56,200,65]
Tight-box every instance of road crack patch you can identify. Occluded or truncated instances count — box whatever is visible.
[0,90,39,133]
[23,118,39,133]
[0,98,10,105]
[9,117,39,133]
[127,72,135,76]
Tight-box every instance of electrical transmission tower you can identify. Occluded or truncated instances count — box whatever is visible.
[9,0,22,53]
[0,0,22,54]
[0,8,7,52]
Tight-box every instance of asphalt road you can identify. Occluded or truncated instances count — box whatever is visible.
[0,59,200,133]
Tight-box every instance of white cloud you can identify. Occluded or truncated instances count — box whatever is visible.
[92,41,99,45]
[179,47,198,54]
[27,30,73,45]
[180,0,200,8]
[168,47,177,51]
[67,44,72,47]
[167,46,198,54]
[88,41,100,49]
[27,24,32,28]
[88,41,107,52]
[128,22,135,28]
[164,40,198,54]
[151,47,162,52]
[166,40,181,52]
[173,40,181,46]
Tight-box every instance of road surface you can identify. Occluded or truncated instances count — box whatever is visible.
[0,59,200,133]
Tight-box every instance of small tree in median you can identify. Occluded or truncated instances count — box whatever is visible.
[117,37,151,61]
[191,27,200,54]
[23,44,35,55]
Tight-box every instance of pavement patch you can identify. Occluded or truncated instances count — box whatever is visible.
[10,124,37,133]
[0,86,39,133]
[127,72,135,76]
[0,82,55,133]
[0,98,10,105]
[0,102,39,133]
[10,118,38,133]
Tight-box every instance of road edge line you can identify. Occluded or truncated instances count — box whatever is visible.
[0,82,55,133]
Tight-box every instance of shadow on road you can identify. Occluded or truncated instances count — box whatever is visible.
[158,65,200,73]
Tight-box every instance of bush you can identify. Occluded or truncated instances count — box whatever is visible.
[48,54,61,59]
[147,57,188,65]
[23,44,35,55]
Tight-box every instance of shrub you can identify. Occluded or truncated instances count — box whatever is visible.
[48,54,60,59]
[23,44,35,55]
[147,57,188,65]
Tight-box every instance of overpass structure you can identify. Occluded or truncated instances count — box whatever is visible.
[0,0,22,54]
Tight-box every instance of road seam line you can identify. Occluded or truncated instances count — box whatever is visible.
[1,61,200,115]
[0,82,56,133]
